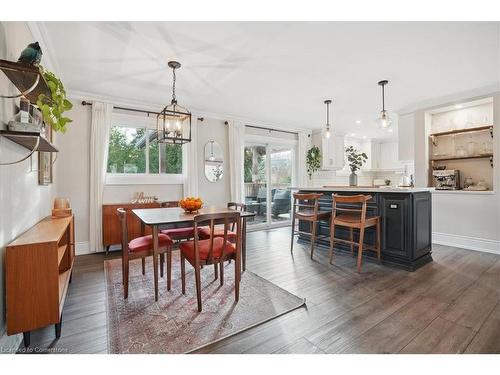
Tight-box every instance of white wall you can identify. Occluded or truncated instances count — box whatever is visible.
[0,22,55,348]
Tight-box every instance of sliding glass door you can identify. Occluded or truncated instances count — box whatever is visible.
[244,141,295,228]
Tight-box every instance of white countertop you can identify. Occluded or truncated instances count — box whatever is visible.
[290,186,432,193]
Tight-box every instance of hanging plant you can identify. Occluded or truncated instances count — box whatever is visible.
[306,146,321,179]
[36,66,73,133]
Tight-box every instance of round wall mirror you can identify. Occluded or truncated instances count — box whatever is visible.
[204,140,223,182]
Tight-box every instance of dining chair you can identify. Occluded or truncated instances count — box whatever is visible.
[329,194,381,272]
[290,193,331,259]
[160,201,196,242]
[179,211,242,312]
[198,202,246,242]
[117,208,173,299]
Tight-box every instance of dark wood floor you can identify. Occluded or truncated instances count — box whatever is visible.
[21,227,500,354]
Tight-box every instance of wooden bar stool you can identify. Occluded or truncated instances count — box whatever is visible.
[328,194,381,272]
[290,193,331,259]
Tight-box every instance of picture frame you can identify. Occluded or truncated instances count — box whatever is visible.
[38,123,53,185]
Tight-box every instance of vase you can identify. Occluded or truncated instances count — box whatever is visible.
[349,172,358,186]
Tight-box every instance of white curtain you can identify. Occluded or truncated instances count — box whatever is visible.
[297,131,311,187]
[228,121,245,203]
[183,117,199,197]
[89,102,113,253]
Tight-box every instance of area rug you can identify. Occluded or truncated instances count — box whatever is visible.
[104,253,305,353]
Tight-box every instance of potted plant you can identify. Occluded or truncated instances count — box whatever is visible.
[306,146,321,179]
[36,66,73,133]
[345,145,368,186]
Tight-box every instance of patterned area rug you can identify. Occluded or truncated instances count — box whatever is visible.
[105,253,305,353]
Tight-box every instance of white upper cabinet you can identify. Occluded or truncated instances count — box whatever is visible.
[311,130,345,170]
[345,138,402,172]
[398,113,415,162]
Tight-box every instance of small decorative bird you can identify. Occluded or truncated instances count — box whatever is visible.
[18,42,43,66]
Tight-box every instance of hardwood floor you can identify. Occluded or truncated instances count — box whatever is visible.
[19,227,500,354]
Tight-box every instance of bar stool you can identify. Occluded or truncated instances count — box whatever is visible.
[329,194,381,272]
[290,193,331,259]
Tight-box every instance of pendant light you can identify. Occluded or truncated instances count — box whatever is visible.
[156,61,192,144]
[377,80,392,131]
[324,99,332,139]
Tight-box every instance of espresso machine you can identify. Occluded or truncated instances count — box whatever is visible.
[432,169,461,190]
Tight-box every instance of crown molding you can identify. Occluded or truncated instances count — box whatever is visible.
[26,22,60,74]
[67,89,312,134]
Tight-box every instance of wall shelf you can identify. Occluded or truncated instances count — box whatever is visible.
[430,154,493,162]
[429,125,493,138]
[0,59,51,103]
[0,130,58,152]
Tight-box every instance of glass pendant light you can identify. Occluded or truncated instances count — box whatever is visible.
[156,61,192,144]
[324,99,332,139]
[377,80,392,131]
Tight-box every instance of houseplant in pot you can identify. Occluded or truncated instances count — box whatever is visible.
[306,146,321,180]
[345,145,368,186]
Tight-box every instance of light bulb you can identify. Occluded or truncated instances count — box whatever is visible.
[176,120,181,131]
[324,128,331,139]
[166,120,171,131]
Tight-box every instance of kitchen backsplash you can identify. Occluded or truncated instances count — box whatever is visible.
[310,170,407,187]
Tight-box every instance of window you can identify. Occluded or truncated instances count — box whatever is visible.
[106,117,184,184]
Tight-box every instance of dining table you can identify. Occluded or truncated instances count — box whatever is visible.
[132,206,256,301]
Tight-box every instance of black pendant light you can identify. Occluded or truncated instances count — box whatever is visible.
[156,61,192,144]
[324,99,332,139]
[377,80,392,131]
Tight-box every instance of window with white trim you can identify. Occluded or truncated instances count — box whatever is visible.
[105,114,184,184]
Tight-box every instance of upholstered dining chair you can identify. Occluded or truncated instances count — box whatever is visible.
[179,211,242,312]
[198,202,246,242]
[329,194,381,272]
[160,201,197,242]
[117,208,173,299]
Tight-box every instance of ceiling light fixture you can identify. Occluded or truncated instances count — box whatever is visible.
[455,104,463,109]
[377,80,392,131]
[355,120,361,124]
[324,99,332,139]
[156,61,192,144]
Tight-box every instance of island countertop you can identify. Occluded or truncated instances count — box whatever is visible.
[290,186,432,193]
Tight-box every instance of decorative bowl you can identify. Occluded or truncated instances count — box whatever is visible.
[179,197,203,213]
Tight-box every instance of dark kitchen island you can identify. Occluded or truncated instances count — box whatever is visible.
[293,187,433,271]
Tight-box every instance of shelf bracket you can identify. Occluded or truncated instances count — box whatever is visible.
[0,69,41,100]
[490,126,494,138]
[490,156,493,168]
[0,136,40,166]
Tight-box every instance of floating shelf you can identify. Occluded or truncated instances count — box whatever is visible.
[0,130,58,152]
[429,125,493,138]
[0,59,51,104]
[430,154,493,162]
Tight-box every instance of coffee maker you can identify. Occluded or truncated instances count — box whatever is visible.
[432,169,461,190]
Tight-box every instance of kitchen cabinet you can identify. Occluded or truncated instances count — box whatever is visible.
[398,113,415,162]
[311,130,345,170]
[346,138,402,172]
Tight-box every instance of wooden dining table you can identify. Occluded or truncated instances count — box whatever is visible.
[132,206,256,301]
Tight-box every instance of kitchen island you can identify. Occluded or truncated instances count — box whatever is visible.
[293,187,432,271]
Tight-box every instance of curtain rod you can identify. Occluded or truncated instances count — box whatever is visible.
[245,124,298,136]
[81,101,204,121]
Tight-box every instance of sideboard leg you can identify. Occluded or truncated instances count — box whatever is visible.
[55,317,62,339]
[105,245,110,255]
[23,331,31,347]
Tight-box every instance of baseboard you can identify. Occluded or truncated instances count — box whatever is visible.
[433,232,500,255]
[0,330,21,354]
[76,241,91,256]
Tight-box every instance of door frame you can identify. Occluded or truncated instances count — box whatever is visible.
[245,134,297,231]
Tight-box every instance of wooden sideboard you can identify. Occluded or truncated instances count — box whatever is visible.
[102,201,178,252]
[6,215,75,347]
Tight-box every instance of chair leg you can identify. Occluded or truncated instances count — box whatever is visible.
[159,254,164,278]
[290,215,295,254]
[350,228,354,256]
[214,263,218,280]
[235,255,241,303]
[142,257,146,275]
[180,253,186,295]
[167,248,172,291]
[357,227,365,273]
[220,259,224,286]
[123,259,129,299]
[376,219,381,263]
[328,222,335,265]
[310,220,317,260]
[195,265,202,312]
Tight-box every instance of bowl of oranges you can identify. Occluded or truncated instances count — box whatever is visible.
[179,197,203,213]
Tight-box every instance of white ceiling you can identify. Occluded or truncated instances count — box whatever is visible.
[39,22,500,139]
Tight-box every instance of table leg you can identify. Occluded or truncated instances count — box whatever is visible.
[242,218,247,272]
[152,225,159,302]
